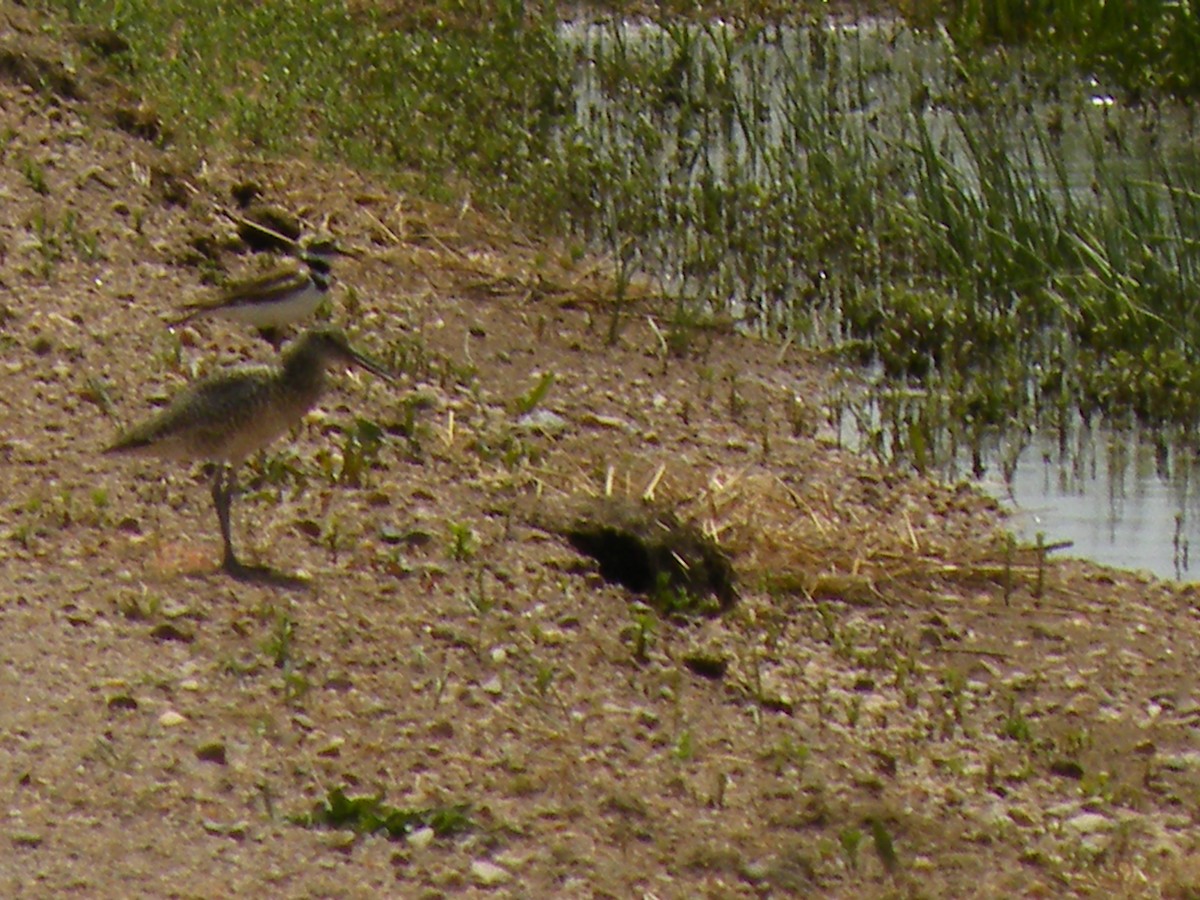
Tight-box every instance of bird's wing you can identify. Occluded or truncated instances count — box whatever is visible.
[171,263,311,323]
[105,370,276,458]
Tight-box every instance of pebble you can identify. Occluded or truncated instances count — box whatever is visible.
[1007,806,1037,827]
[1064,812,1112,835]
[407,827,435,849]
[195,740,227,764]
[515,410,568,436]
[740,859,769,882]
[158,710,186,727]
[471,859,510,886]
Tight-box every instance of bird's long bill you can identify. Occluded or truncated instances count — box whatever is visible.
[345,344,398,386]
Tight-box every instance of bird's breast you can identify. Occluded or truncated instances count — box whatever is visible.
[217,281,325,328]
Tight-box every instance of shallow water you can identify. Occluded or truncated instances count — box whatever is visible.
[989,427,1197,580]
[833,402,1200,580]
[563,19,1200,581]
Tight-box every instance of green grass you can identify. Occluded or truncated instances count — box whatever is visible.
[38,1,1200,463]
[21,156,50,194]
[46,0,573,218]
[292,787,473,840]
[912,0,1200,98]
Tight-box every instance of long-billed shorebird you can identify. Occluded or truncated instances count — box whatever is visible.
[105,328,395,580]
[169,237,353,345]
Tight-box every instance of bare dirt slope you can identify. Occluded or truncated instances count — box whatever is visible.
[2,10,1200,898]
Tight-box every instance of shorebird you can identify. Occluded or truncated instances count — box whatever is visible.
[105,328,395,580]
[169,237,352,346]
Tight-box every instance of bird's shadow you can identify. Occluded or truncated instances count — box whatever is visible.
[226,560,313,591]
[181,559,312,591]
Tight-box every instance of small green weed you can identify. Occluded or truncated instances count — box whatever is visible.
[21,157,49,195]
[246,449,307,493]
[260,611,309,702]
[293,787,473,840]
[673,729,694,761]
[625,603,656,662]
[650,571,722,617]
[1002,710,1033,744]
[763,737,810,774]
[262,611,296,670]
[513,371,555,416]
[869,818,899,873]
[534,663,555,696]
[447,521,476,562]
[338,416,386,486]
[839,826,863,872]
[465,568,493,617]
[116,590,162,621]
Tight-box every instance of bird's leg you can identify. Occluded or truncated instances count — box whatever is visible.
[208,465,307,589]
[258,326,285,349]
[211,465,241,572]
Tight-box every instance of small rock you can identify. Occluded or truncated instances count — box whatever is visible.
[317,737,344,758]
[324,675,354,692]
[1007,807,1037,827]
[741,859,770,882]
[1161,751,1200,771]
[380,526,433,547]
[683,652,727,680]
[195,741,227,765]
[294,518,322,539]
[1064,812,1112,835]
[515,410,569,436]
[201,819,249,840]
[407,826,435,849]
[323,831,357,852]
[581,413,634,433]
[759,694,794,715]
[158,710,186,727]
[979,803,1010,828]
[535,627,568,645]
[481,675,503,696]
[1048,759,1085,780]
[471,859,510,886]
[150,622,194,644]
[1046,799,1083,818]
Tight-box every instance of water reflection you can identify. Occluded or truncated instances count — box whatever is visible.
[995,425,1195,580]
[837,380,1199,580]
[562,19,1200,580]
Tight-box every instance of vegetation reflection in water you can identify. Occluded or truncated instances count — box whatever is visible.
[564,19,1200,426]
[561,19,1200,577]
[834,372,1200,579]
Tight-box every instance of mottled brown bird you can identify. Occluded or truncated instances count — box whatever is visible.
[105,328,395,578]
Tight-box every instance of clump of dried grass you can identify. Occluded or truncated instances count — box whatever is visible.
[645,461,1048,607]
